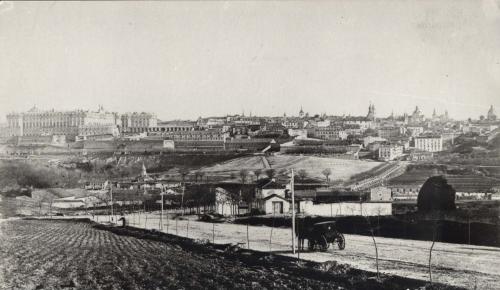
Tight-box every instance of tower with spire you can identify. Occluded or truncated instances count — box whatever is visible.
[299,106,304,118]
[366,103,376,121]
[487,105,497,121]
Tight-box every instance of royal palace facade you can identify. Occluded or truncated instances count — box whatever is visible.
[6,106,119,140]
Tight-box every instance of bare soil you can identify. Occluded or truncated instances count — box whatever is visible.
[0,219,461,290]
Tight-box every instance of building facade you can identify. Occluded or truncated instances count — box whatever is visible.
[378,126,403,139]
[378,143,404,161]
[414,135,443,152]
[121,112,158,133]
[313,126,348,140]
[6,106,117,140]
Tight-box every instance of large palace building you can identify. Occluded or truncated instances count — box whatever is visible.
[6,105,119,140]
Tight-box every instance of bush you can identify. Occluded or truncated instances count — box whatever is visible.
[417,176,456,213]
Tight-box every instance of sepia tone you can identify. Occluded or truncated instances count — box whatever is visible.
[1,1,499,290]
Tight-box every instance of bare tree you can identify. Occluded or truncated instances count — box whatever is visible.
[179,168,190,183]
[239,169,249,185]
[322,168,332,183]
[34,190,55,216]
[254,169,262,180]
[364,214,380,280]
[297,169,308,182]
[265,169,276,179]
[429,220,440,285]
[198,171,205,183]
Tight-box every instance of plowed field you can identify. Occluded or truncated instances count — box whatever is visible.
[0,219,460,290]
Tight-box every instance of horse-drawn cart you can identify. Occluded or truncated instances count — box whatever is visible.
[296,220,345,252]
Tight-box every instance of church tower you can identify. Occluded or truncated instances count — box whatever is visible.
[487,105,497,121]
[366,103,376,121]
[299,106,304,118]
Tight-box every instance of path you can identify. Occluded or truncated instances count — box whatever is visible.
[78,213,500,290]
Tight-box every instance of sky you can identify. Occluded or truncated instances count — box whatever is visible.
[0,1,499,121]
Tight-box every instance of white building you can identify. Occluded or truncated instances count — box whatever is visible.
[414,135,443,152]
[406,126,424,137]
[261,194,290,214]
[121,112,158,133]
[370,186,392,201]
[78,124,119,137]
[363,136,386,147]
[378,143,404,161]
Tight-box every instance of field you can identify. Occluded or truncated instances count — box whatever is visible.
[198,155,382,182]
[1,218,468,290]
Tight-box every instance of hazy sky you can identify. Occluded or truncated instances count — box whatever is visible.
[1,1,499,121]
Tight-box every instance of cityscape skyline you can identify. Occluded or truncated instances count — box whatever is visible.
[1,1,500,121]
[0,102,495,122]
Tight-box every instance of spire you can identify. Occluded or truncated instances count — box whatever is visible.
[487,105,497,121]
[367,102,375,120]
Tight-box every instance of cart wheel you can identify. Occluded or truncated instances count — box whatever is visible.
[336,233,345,250]
[319,235,329,252]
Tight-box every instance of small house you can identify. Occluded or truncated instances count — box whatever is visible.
[260,194,290,214]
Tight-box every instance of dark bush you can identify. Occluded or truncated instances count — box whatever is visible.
[417,176,456,213]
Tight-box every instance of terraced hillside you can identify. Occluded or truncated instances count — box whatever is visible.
[389,172,500,192]
[198,155,382,182]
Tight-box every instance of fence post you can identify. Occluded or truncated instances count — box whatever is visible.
[468,215,471,245]
[269,212,275,251]
[212,222,215,243]
[166,208,169,234]
[429,222,438,285]
[246,222,250,249]
[186,219,190,238]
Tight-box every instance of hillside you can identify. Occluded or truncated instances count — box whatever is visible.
[197,155,382,182]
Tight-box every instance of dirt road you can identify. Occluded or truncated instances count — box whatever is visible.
[107,213,500,290]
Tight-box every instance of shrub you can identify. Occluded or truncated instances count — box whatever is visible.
[417,176,456,213]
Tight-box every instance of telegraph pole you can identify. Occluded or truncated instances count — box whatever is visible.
[181,182,185,216]
[160,185,165,231]
[291,169,296,255]
[109,181,114,222]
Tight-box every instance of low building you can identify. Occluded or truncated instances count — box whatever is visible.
[363,136,386,147]
[389,184,420,200]
[260,194,290,214]
[408,149,434,161]
[163,130,228,141]
[256,179,286,199]
[288,128,308,138]
[343,116,374,131]
[52,196,93,209]
[406,126,424,137]
[313,126,348,140]
[78,124,119,137]
[370,186,392,201]
[378,143,404,161]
